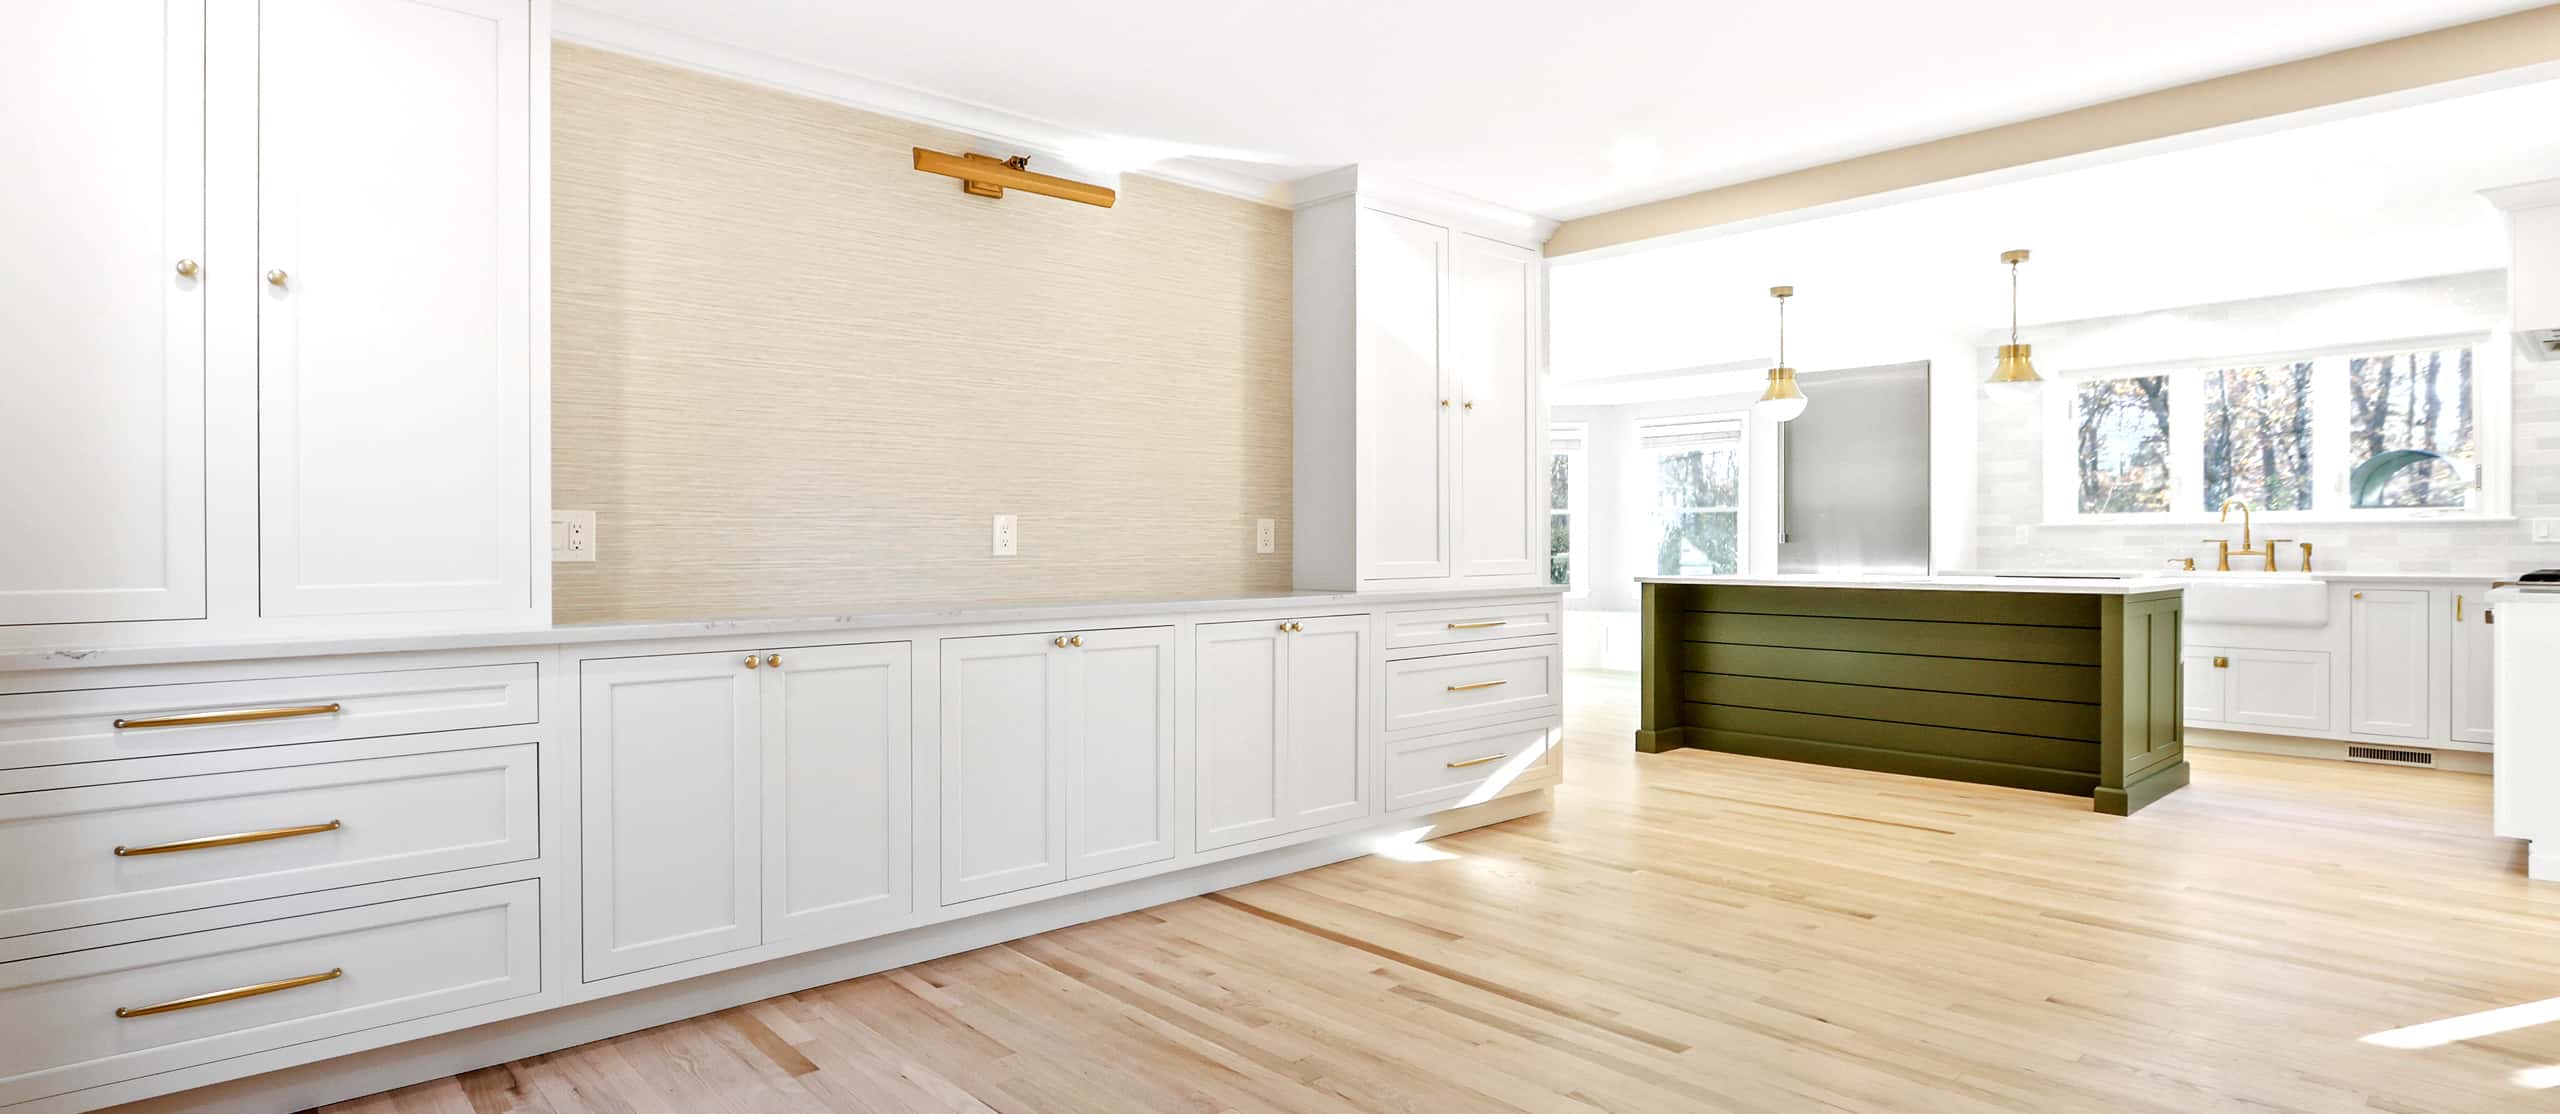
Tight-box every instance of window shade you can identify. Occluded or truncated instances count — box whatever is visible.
[1548,426,1585,453]
[1637,417,1744,450]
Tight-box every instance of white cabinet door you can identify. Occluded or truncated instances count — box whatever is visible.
[1068,628,1176,878]
[1356,208,1451,582]
[1195,621,1289,851]
[762,642,913,944]
[2349,589,2430,739]
[2453,592,2496,746]
[941,634,1071,904]
[1449,233,1540,581]
[2182,652,2228,724]
[1282,615,1370,829]
[581,651,762,981]
[0,0,205,625]
[2225,649,2332,732]
[257,0,531,618]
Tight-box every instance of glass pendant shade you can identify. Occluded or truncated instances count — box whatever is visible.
[1757,366,1808,421]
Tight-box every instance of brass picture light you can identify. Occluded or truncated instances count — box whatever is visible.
[912,147,1117,208]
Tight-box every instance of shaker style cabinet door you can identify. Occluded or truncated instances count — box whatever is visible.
[1194,621,1291,851]
[2348,589,2430,739]
[761,642,915,944]
[941,633,1072,904]
[256,0,532,617]
[1448,233,1541,580]
[0,0,206,625]
[2452,592,2496,746]
[581,651,764,981]
[1281,615,1371,829]
[1066,627,1176,878]
[1355,207,1453,582]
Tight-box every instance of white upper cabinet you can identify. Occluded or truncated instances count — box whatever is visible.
[0,0,206,626]
[257,0,534,618]
[1449,233,1540,580]
[1292,170,1550,592]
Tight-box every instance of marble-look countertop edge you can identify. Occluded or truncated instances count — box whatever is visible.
[0,585,1567,673]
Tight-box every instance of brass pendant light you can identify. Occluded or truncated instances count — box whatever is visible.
[1755,285,1808,422]
[1989,249,2040,384]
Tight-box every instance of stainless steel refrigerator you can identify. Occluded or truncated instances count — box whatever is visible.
[1775,361,1932,574]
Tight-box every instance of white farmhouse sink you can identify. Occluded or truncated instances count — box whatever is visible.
[2178,576,2330,627]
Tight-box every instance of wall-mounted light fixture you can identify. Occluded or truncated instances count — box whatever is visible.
[1989,248,2041,384]
[1756,285,1808,422]
[912,148,1117,208]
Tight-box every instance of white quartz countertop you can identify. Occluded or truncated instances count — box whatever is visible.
[0,584,1566,673]
[1942,567,2527,584]
[1635,574,2179,596]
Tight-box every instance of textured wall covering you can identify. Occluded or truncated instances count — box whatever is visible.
[550,45,1293,623]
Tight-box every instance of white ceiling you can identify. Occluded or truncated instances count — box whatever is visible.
[563,0,2548,220]
[1547,76,2560,391]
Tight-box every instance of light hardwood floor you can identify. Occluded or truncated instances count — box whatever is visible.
[321,672,2560,1113]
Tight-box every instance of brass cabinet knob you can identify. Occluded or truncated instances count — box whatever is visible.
[1053,636,1067,648]
[743,654,760,669]
[1289,622,1303,632]
[1069,635,1084,647]
[765,653,781,668]
[2212,656,2229,668]
[175,259,199,278]
[1462,400,1476,410]
[2353,591,2364,599]
[1439,399,1450,407]
[266,269,288,287]
[1277,622,1290,632]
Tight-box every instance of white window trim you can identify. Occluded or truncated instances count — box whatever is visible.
[1550,423,1588,599]
[2039,330,2512,526]
[1636,413,1750,578]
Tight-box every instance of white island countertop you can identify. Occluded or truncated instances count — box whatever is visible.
[1637,574,2182,596]
[0,584,1566,673]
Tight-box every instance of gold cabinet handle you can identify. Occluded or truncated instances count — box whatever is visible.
[2212,657,2229,669]
[115,820,341,857]
[265,269,288,287]
[116,968,343,1019]
[115,703,341,730]
[1069,635,1084,647]
[175,259,199,278]
[765,653,781,668]
[744,654,761,669]
[1446,752,1509,769]
[2353,591,2364,599]
[2457,595,2465,622]
[1446,620,1507,630]
[1446,680,1508,692]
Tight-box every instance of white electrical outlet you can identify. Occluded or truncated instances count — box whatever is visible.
[551,510,596,562]
[2537,517,2560,543]
[992,514,1018,557]
[1255,518,1276,554]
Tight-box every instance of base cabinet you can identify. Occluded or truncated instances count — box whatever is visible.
[762,643,913,944]
[2348,589,2430,739]
[2183,648,2330,732]
[1194,616,1371,852]
[2452,594,2496,746]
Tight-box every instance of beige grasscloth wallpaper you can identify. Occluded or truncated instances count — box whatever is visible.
[550,45,1293,623]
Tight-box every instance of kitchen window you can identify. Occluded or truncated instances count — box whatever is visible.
[1549,423,1586,596]
[2046,337,2501,522]
[1639,416,1745,576]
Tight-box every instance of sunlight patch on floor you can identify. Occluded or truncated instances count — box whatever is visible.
[2362,997,2560,1049]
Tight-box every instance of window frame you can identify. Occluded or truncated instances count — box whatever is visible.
[2040,331,2510,526]
[1548,422,1588,598]
[1636,413,1749,578]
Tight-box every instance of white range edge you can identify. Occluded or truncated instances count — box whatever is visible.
[0,585,1567,673]
[1636,574,2180,596]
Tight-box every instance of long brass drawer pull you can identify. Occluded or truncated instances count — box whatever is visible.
[1445,752,1510,769]
[114,703,342,730]
[1446,680,1508,692]
[115,820,342,857]
[115,968,343,1019]
[1446,620,1508,630]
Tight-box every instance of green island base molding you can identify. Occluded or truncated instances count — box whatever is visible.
[1637,581,2189,816]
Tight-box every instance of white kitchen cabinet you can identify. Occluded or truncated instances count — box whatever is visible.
[580,651,762,980]
[2182,652,2227,724]
[257,0,534,619]
[1067,627,1176,878]
[0,0,206,626]
[1449,233,1542,580]
[2184,647,2330,732]
[1291,170,1548,593]
[2452,592,2497,746]
[761,643,913,944]
[2349,589,2430,739]
[1194,616,1371,851]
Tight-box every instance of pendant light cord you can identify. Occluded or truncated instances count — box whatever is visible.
[1777,293,1786,367]
[2009,261,2021,347]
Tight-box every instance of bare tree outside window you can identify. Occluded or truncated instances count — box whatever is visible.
[2074,376,2171,513]
[2202,362,2315,511]
[1652,446,1740,575]
[2348,348,2475,508]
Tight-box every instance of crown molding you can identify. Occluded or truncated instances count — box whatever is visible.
[1287,165,1560,248]
[2484,177,2560,211]
[551,4,1294,208]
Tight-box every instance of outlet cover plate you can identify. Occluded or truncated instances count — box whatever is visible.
[992,514,1018,557]
[1255,518,1276,554]
[551,510,596,562]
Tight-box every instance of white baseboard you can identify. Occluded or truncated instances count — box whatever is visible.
[2188,727,2491,774]
[110,794,1550,1114]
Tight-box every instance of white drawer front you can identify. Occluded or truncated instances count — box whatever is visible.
[1381,599,1562,652]
[0,663,538,771]
[1386,723,1558,811]
[1382,644,1561,736]
[0,745,537,939]
[0,880,539,1107]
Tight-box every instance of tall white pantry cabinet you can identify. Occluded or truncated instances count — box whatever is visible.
[0,0,549,645]
[1291,169,1550,593]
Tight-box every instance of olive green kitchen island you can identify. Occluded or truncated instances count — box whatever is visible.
[1637,576,2188,815]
